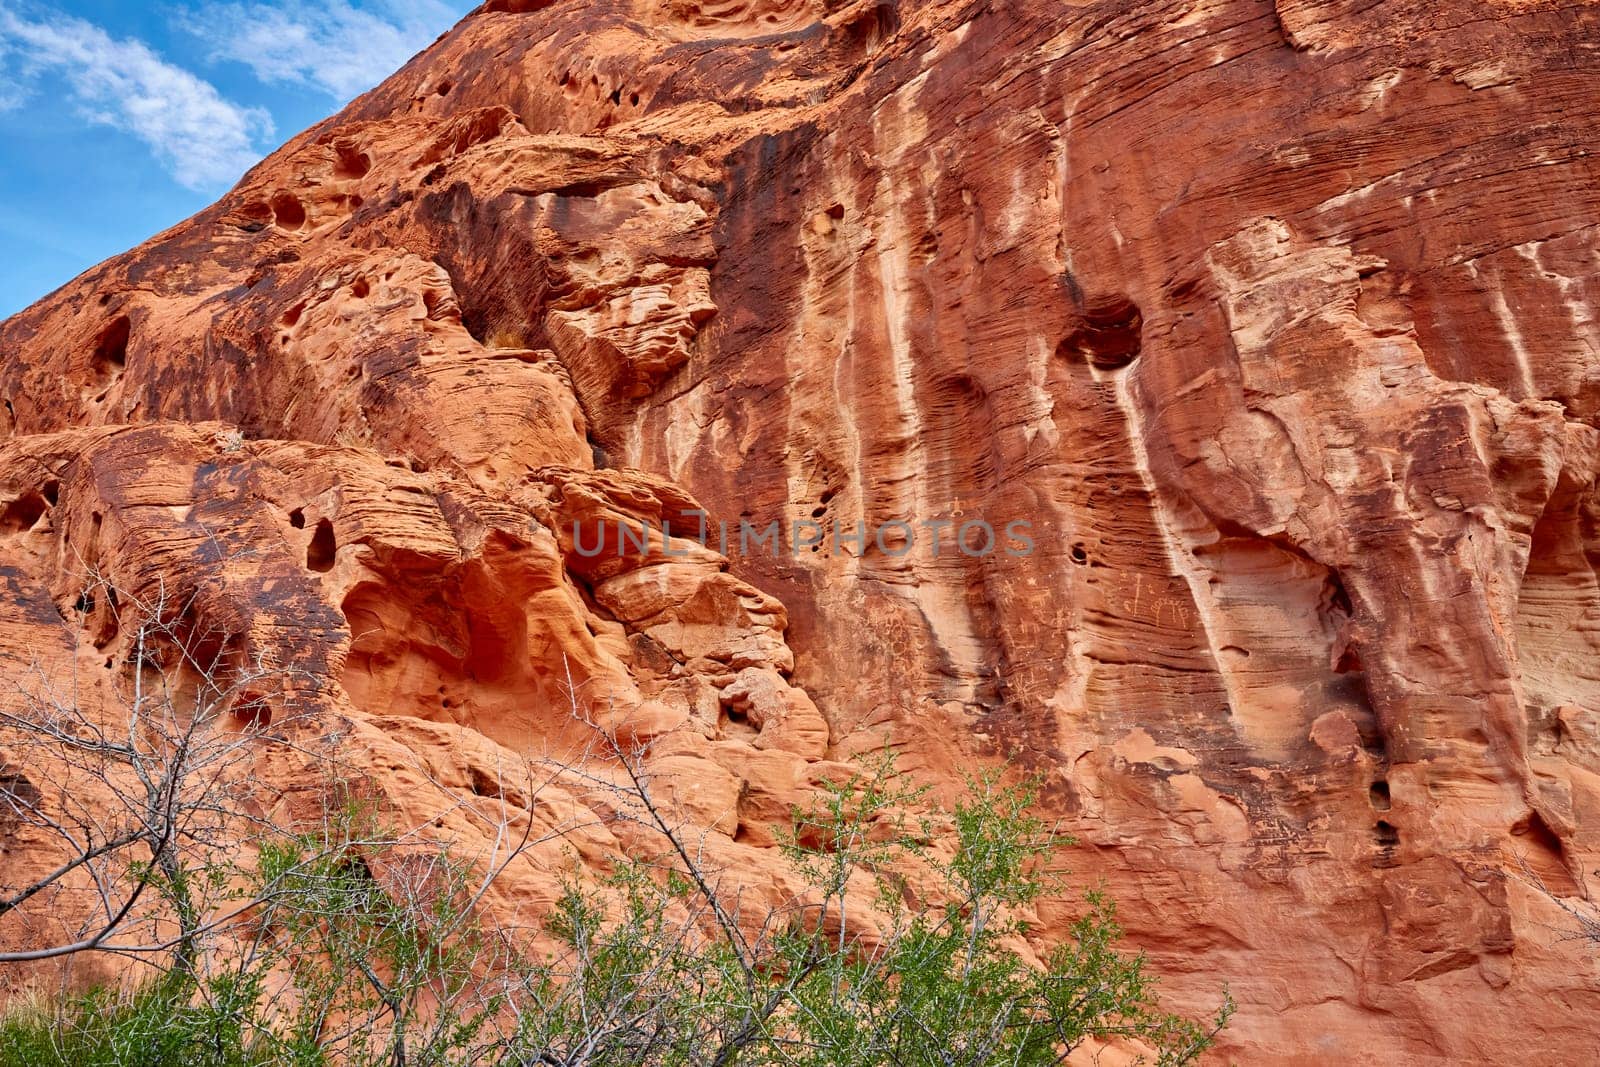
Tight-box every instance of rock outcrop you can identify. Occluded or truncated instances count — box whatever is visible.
[5,0,1600,1059]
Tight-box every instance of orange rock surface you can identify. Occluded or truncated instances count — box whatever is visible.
[5,0,1600,1060]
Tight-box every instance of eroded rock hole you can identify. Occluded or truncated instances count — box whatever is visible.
[1070,543,1089,565]
[1059,294,1143,369]
[0,767,40,814]
[91,586,120,649]
[1324,572,1354,617]
[1369,780,1391,810]
[91,315,131,381]
[1511,810,1566,857]
[234,201,273,232]
[289,508,306,529]
[469,766,503,799]
[0,492,49,533]
[811,486,839,519]
[840,0,898,54]
[548,179,611,199]
[1373,820,1400,846]
[720,700,758,741]
[307,518,336,572]
[333,144,371,180]
[232,691,272,729]
[271,194,307,230]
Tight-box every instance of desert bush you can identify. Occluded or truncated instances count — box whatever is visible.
[0,580,1228,1065]
[1,750,1228,1066]
[497,754,1230,1067]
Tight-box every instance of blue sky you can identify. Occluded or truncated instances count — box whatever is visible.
[0,0,474,318]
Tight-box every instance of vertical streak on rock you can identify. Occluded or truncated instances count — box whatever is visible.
[1110,367,1237,718]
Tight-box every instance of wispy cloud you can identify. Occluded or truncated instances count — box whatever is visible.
[0,29,27,111]
[0,5,271,190]
[182,0,465,102]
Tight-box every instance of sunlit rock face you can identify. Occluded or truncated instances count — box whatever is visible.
[5,0,1600,1058]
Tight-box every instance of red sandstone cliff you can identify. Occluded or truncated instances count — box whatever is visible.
[5,0,1600,1060]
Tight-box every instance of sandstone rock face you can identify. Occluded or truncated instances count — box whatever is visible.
[4,0,1600,1059]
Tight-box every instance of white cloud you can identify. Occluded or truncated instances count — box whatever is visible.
[0,5,271,190]
[182,0,465,102]
[0,31,25,110]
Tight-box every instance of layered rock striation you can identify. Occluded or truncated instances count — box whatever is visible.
[5,0,1600,1059]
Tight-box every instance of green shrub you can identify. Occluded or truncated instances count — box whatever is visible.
[0,971,270,1067]
[0,755,1229,1066]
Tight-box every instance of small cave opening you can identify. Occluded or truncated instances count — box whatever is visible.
[1323,571,1354,617]
[809,485,838,521]
[719,700,757,741]
[1058,294,1143,370]
[232,691,272,729]
[271,194,307,230]
[91,315,131,381]
[233,201,274,233]
[1373,820,1400,847]
[548,179,611,199]
[469,766,501,799]
[91,585,121,649]
[333,144,372,180]
[1369,780,1391,811]
[0,491,49,533]
[1510,809,1578,894]
[307,518,337,572]
[839,0,899,55]
[1511,810,1567,858]
[288,507,306,529]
